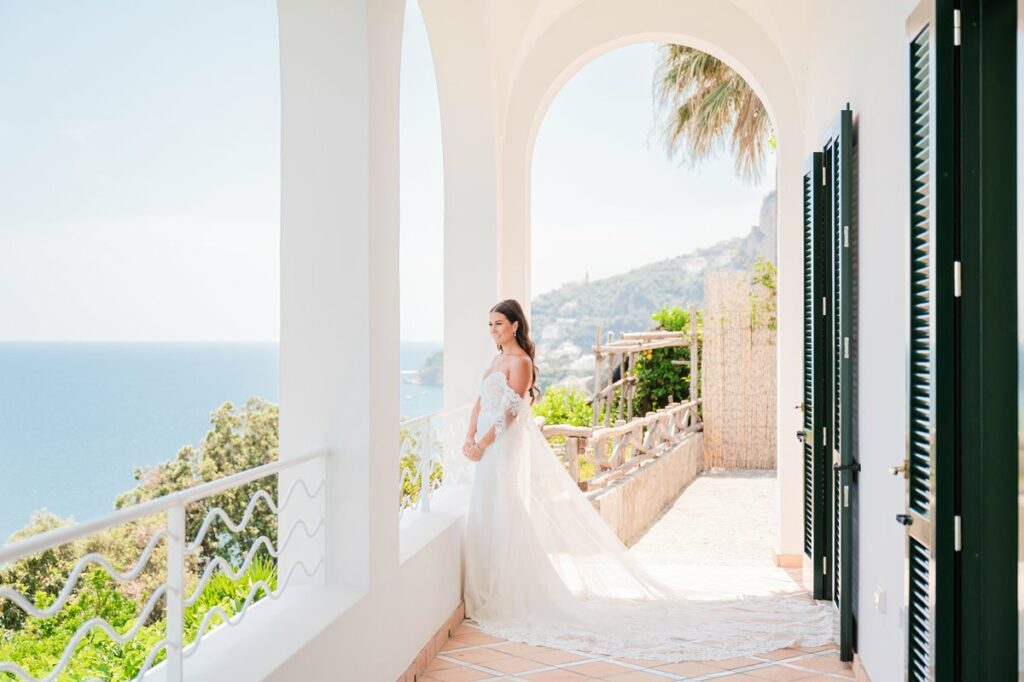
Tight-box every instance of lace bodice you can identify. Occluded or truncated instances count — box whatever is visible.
[478,371,525,439]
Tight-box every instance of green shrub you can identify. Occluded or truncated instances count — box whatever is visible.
[633,306,700,415]
[0,399,282,681]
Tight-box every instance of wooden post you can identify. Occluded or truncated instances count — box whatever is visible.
[689,303,700,403]
[566,437,580,483]
[592,326,602,426]
[622,350,630,419]
[615,352,626,423]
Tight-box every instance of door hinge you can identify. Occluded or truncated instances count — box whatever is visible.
[954,515,962,551]
[844,484,850,508]
[954,261,962,297]
[822,556,827,575]
[822,169,827,186]
[822,426,827,447]
[843,225,849,247]
[843,337,849,359]
[954,9,962,46]
[822,297,827,317]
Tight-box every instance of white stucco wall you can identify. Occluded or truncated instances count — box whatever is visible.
[258,1,944,680]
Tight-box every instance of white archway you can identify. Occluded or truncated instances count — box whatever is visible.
[496,0,806,560]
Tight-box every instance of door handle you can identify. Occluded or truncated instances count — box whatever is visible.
[896,514,913,526]
[796,429,806,443]
[889,460,908,478]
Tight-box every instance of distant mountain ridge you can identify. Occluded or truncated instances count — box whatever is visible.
[531,191,776,356]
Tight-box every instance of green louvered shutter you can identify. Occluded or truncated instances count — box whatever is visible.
[907,25,934,682]
[823,107,854,662]
[801,152,829,600]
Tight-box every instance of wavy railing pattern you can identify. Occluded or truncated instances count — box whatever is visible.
[0,449,328,682]
[399,405,472,517]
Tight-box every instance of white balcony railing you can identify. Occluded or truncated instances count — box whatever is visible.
[399,405,472,518]
[0,449,328,682]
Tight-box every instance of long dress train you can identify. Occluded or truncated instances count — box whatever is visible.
[462,371,836,662]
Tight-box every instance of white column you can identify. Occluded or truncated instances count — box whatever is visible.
[278,0,401,590]
[420,0,502,409]
[774,134,806,559]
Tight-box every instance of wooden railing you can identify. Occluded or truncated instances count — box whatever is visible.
[540,398,702,491]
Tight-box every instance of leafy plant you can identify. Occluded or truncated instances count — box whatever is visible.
[0,399,282,681]
[654,44,772,182]
[633,306,701,416]
[531,386,593,429]
[399,424,444,510]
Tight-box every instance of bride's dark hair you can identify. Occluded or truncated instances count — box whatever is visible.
[490,298,540,403]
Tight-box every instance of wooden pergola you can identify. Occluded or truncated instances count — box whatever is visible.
[591,304,701,427]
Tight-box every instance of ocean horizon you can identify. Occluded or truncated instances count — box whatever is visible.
[0,341,443,543]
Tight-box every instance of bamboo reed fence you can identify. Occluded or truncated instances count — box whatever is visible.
[701,271,777,469]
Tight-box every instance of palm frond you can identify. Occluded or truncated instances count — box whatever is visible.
[653,43,773,182]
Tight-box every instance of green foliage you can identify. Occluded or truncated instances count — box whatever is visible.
[0,559,277,682]
[531,386,595,478]
[750,256,777,330]
[116,398,279,562]
[531,386,593,428]
[0,399,281,681]
[650,305,688,332]
[633,307,699,416]
[399,424,444,510]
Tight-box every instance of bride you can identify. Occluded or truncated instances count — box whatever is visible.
[459,299,835,662]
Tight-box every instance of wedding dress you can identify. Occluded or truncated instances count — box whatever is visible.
[463,371,836,662]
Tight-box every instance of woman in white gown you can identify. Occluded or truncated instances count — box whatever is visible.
[460,299,835,662]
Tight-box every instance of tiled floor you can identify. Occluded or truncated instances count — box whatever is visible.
[421,621,852,681]
[421,472,849,682]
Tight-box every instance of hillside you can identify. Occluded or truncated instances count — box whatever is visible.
[532,191,776,354]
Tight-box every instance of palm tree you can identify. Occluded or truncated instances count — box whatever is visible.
[654,44,773,183]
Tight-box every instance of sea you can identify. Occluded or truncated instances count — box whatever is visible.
[0,342,443,543]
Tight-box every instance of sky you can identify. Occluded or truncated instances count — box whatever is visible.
[0,0,281,342]
[0,2,772,344]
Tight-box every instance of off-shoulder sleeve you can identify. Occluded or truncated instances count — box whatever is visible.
[493,382,525,440]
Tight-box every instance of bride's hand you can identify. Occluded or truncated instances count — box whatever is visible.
[463,442,483,462]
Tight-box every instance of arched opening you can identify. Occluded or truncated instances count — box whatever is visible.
[0,0,281,540]
[529,41,783,576]
[399,0,447,519]
[495,1,806,569]
[398,0,445,421]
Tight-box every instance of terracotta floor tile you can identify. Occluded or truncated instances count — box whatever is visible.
[563,660,638,678]
[492,642,560,656]
[419,666,496,682]
[713,657,763,669]
[524,650,592,665]
[446,648,515,664]
[611,657,670,667]
[753,649,804,662]
[523,670,593,681]
[795,645,837,654]
[711,675,770,682]
[455,632,510,646]
[441,637,474,651]
[601,672,675,682]
[790,657,851,674]
[479,655,550,675]
[426,656,463,672]
[651,661,724,676]
[744,665,821,681]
